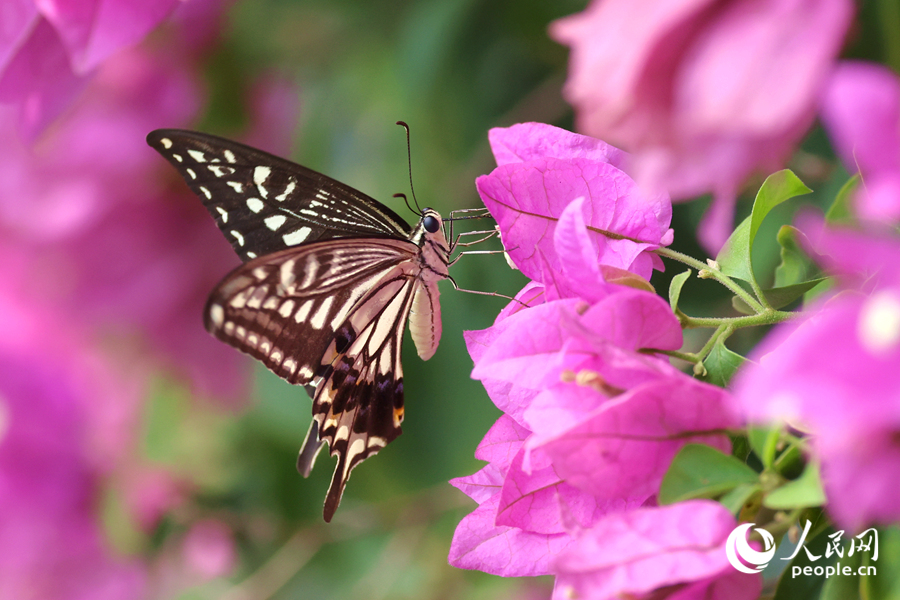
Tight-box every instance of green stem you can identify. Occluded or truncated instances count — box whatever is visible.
[679,309,797,330]
[748,274,773,311]
[696,324,730,361]
[654,247,765,313]
[648,349,702,364]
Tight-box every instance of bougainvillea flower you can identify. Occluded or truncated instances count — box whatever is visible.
[449,415,575,576]
[734,218,900,531]
[531,377,738,501]
[550,0,852,250]
[0,257,147,599]
[552,501,762,600]
[477,122,673,281]
[453,281,744,579]
[820,61,900,223]
[0,0,180,137]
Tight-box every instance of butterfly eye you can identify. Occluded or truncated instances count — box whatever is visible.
[423,215,440,233]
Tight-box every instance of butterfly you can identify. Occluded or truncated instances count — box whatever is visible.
[147,128,465,521]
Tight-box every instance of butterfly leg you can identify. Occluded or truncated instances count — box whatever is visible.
[446,275,529,306]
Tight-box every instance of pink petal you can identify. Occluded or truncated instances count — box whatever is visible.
[497,446,614,534]
[551,501,750,600]
[579,288,683,352]
[488,122,627,168]
[0,0,38,75]
[37,0,180,73]
[537,378,739,500]
[0,19,88,139]
[820,61,900,223]
[477,157,671,281]
[449,494,573,577]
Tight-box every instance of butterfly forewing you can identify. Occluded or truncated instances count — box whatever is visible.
[147,129,412,262]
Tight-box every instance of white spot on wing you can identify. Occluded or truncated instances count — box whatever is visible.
[173,154,183,162]
[186,168,197,179]
[275,180,296,202]
[227,181,243,193]
[230,230,245,246]
[224,149,236,163]
[265,215,287,231]
[209,304,224,327]
[283,227,312,246]
[246,251,257,259]
[279,299,295,318]
[188,149,206,162]
[254,166,271,198]
[160,138,173,149]
[215,206,228,223]
[199,186,212,199]
[247,198,264,213]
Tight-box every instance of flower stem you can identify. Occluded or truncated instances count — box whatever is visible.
[654,246,765,313]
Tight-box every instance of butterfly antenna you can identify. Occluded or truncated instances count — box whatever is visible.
[393,193,417,216]
[396,121,423,214]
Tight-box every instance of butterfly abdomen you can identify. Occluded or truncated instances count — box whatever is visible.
[409,283,442,360]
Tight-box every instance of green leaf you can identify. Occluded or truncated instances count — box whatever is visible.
[825,174,859,225]
[732,278,828,313]
[659,443,759,504]
[668,269,691,314]
[774,225,814,287]
[867,526,900,600]
[717,170,813,286]
[699,338,747,387]
[748,426,781,469]
[820,550,862,600]
[719,482,761,516]
[764,462,826,510]
[773,525,837,600]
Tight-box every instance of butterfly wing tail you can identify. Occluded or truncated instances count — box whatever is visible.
[297,418,326,478]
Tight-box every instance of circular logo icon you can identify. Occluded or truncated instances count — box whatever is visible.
[726,523,776,574]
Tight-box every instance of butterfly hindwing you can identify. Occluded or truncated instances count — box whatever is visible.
[313,271,419,521]
[147,129,412,262]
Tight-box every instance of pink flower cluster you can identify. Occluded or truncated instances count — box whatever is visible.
[451,124,760,599]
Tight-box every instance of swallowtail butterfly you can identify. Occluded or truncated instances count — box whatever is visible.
[147,129,455,521]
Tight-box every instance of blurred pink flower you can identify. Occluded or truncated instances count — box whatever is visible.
[734,217,900,531]
[820,61,900,223]
[476,122,673,282]
[550,0,853,251]
[552,501,761,600]
[451,288,742,582]
[0,0,180,137]
[182,519,237,580]
[0,254,147,600]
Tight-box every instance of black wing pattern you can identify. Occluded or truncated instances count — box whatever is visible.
[147,129,412,262]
